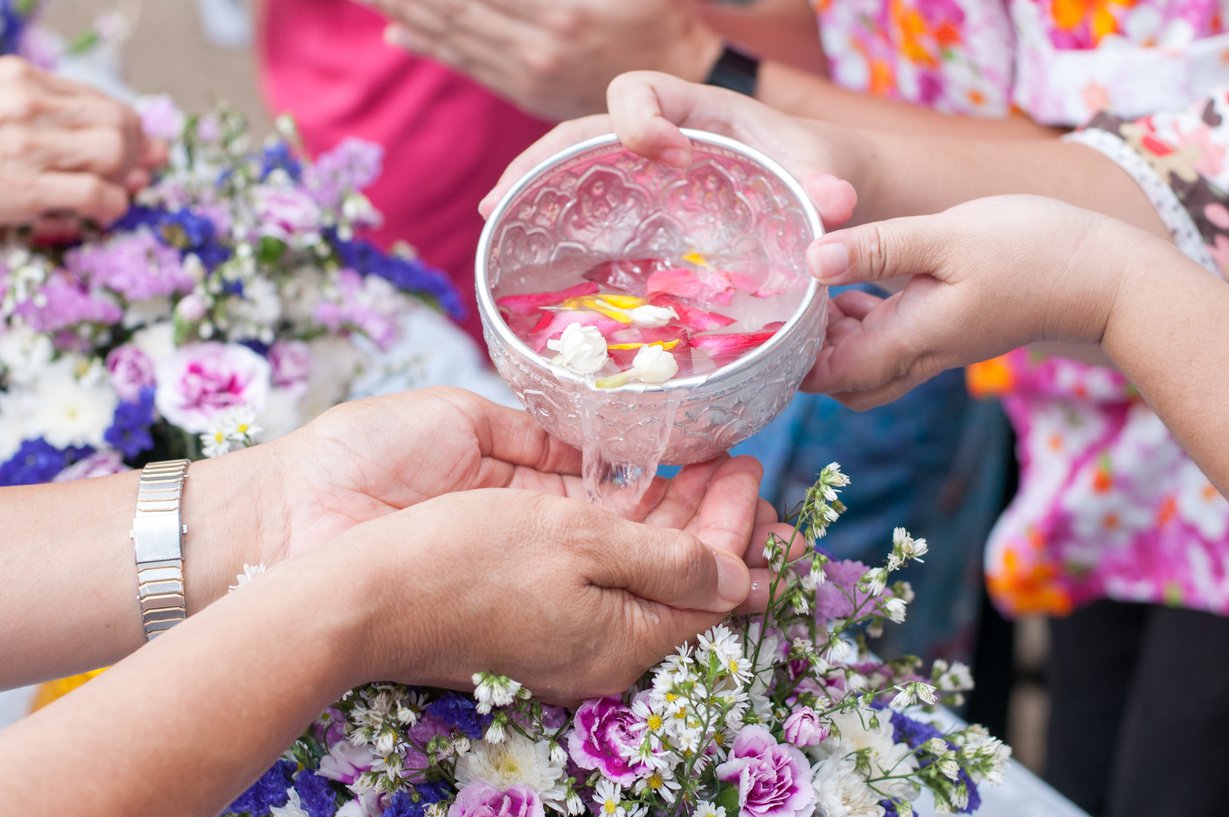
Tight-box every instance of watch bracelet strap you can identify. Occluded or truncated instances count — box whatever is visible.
[704,45,760,97]
[133,459,190,640]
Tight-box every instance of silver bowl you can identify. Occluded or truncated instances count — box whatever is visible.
[476,129,826,486]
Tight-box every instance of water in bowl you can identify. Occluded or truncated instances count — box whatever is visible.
[494,250,806,515]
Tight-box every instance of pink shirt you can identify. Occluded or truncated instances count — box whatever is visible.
[258,0,551,341]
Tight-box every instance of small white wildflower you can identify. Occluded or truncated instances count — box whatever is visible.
[471,672,523,714]
[924,737,949,755]
[228,562,266,592]
[549,741,568,766]
[566,788,585,816]
[201,426,232,458]
[939,755,961,781]
[484,719,507,744]
[594,780,626,817]
[375,730,396,756]
[862,567,888,597]
[695,802,726,817]
[882,596,907,623]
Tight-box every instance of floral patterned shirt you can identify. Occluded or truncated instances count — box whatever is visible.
[814,0,1229,615]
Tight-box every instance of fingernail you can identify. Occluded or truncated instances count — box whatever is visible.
[713,550,750,607]
[659,147,691,168]
[809,241,849,282]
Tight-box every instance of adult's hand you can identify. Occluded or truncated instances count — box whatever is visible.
[801,195,1136,408]
[371,0,724,122]
[481,71,861,228]
[0,56,165,232]
[249,387,794,607]
[341,487,754,702]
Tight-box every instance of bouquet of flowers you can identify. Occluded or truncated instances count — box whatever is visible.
[0,99,461,485]
[223,466,1010,817]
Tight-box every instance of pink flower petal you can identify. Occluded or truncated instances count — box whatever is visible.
[691,328,778,360]
[528,309,621,352]
[648,294,736,331]
[583,258,673,293]
[646,267,735,306]
[496,281,600,318]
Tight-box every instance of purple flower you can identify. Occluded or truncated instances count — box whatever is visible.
[106,344,156,402]
[15,274,122,334]
[153,342,271,433]
[104,388,157,459]
[52,450,128,482]
[226,758,295,816]
[269,340,312,388]
[383,791,429,817]
[715,726,815,817]
[0,438,93,486]
[66,230,192,301]
[306,138,384,208]
[294,772,339,817]
[566,696,646,785]
[813,558,871,622]
[782,708,829,747]
[426,692,488,741]
[136,95,185,141]
[447,782,543,817]
[261,141,303,181]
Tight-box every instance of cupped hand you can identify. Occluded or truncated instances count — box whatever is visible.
[479,71,860,228]
[802,195,1135,408]
[261,387,795,603]
[347,488,759,702]
[372,0,723,122]
[0,57,166,233]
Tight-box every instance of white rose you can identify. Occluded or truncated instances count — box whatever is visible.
[546,323,608,375]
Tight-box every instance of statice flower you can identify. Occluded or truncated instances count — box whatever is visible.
[0,437,92,486]
[104,387,156,459]
[230,759,297,816]
[305,138,384,210]
[67,229,194,302]
[136,95,186,142]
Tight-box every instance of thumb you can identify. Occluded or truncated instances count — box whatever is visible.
[807,214,942,287]
[596,522,750,614]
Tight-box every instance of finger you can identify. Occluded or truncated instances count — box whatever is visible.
[595,522,750,613]
[641,457,727,529]
[802,172,858,230]
[440,389,584,480]
[736,567,775,614]
[140,138,168,169]
[480,114,615,217]
[606,70,737,168]
[19,127,136,178]
[125,167,152,193]
[26,172,128,226]
[831,288,884,321]
[808,214,947,287]
[682,455,765,559]
[745,521,802,568]
[30,214,82,244]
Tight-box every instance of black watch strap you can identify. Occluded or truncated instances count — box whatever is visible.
[704,45,760,97]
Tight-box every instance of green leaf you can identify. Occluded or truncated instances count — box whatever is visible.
[258,236,287,264]
[715,784,741,816]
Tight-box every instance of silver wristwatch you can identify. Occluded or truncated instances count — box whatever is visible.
[130,459,191,640]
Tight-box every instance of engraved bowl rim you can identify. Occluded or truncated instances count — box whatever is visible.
[476,129,824,393]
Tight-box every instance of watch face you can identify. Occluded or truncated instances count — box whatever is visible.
[707,47,760,97]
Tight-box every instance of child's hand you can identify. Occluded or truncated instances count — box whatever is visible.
[802,195,1148,408]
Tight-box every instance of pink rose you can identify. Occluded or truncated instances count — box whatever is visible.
[53,451,129,482]
[782,708,829,747]
[715,726,815,817]
[154,342,271,433]
[253,186,322,241]
[567,696,648,786]
[448,782,543,817]
[106,344,156,402]
[317,740,377,786]
[269,340,312,387]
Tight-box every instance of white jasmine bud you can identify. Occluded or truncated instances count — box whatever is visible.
[625,304,677,327]
[628,344,678,383]
[547,323,608,374]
